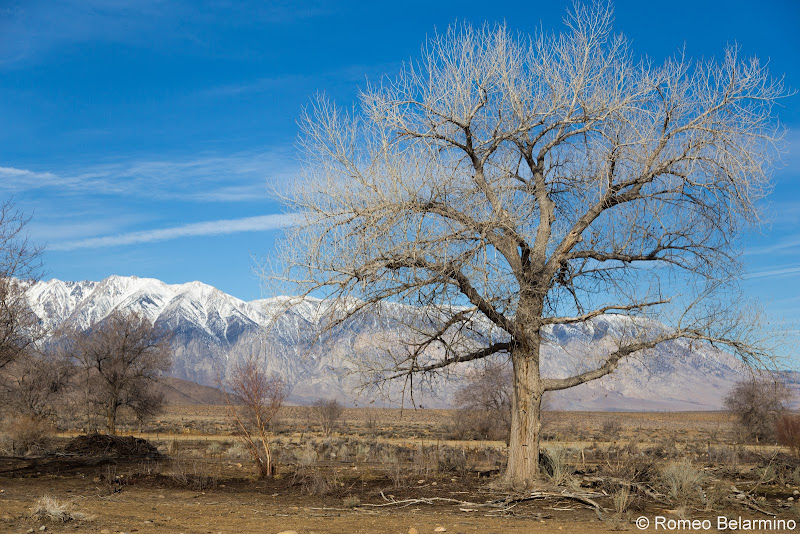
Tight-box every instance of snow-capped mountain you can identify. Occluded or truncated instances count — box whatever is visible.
[25,275,750,410]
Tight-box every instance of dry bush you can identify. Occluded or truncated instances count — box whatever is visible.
[205,441,224,458]
[169,460,218,491]
[0,415,53,455]
[776,414,800,455]
[724,378,791,442]
[600,419,622,441]
[450,361,512,442]
[660,459,706,505]
[541,447,573,486]
[31,496,92,523]
[343,495,361,508]
[364,411,379,436]
[225,441,250,460]
[612,486,632,514]
[600,443,656,485]
[311,398,344,436]
[295,441,318,466]
[448,407,510,442]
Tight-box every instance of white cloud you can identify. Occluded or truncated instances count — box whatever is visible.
[0,149,298,202]
[50,214,299,251]
[744,265,800,279]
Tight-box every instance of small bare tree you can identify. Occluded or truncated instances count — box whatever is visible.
[69,311,171,435]
[272,2,787,486]
[311,398,344,436]
[724,377,791,442]
[452,361,512,442]
[0,348,73,421]
[225,356,288,478]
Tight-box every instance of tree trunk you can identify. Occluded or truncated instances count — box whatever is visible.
[504,342,544,489]
[107,405,117,435]
[261,439,274,478]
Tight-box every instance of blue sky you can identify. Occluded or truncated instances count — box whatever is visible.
[1,0,798,342]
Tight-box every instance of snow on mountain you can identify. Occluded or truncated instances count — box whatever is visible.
[25,275,748,410]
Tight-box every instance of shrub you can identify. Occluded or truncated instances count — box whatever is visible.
[724,378,791,442]
[343,495,361,508]
[451,361,512,442]
[541,447,572,486]
[660,459,705,504]
[601,419,622,440]
[31,496,92,523]
[776,414,800,455]
[612,486,632,514]
[1,415,53,455]
[311,399,344,436]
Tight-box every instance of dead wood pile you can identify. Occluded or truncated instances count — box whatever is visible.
[62,434,162,458]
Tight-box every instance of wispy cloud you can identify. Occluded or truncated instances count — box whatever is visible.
[0,0,178,66]
[744,265,800,279]
[0,0,331,67]
[50,214,298,251]
[745,234,800,256]
[0,149,297,202]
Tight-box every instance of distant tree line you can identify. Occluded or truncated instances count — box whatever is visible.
[0,201,172,449]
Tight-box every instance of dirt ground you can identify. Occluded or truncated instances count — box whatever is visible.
[0,459,611,534]
[0,483,607,534]
[3,409,800,533]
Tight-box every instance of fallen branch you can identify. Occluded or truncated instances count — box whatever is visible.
[740,498,777,517]
[363,488,606,520]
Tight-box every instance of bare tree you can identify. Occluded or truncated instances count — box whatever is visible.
[272,3,786,486]
[0,348,73,421]
[70,311,171,435]
[311,398,344,436]
[0,200,44,371]
[451,361,512,442]
[724,378,791,442]
[225,356,288,478]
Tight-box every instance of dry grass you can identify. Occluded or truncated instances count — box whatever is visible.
[31,496,93,523]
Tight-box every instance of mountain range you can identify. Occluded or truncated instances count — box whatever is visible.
[25,275,755,410]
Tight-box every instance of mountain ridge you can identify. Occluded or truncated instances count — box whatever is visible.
[26,275,751,410]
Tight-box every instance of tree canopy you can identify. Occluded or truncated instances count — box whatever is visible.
[274,3,786,486]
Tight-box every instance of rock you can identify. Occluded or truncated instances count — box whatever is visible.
[408,529,419,534]
[101,530,111,534]
[795,490,799,495]
[434,527,447,532]
[39,527,47,532]
[26,529,34,534]
[277,531,299,534]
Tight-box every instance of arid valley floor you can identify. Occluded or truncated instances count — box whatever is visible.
[3,407,800,533]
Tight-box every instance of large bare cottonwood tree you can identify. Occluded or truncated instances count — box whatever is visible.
[275,3,786,486]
